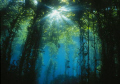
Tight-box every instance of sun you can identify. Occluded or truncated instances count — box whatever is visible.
[34,0,38,5]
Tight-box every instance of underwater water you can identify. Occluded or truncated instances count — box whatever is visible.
[1,0,120,84]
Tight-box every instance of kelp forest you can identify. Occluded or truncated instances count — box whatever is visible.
[1,0,120,84]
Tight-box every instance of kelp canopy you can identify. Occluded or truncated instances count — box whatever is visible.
[1,0,120,84]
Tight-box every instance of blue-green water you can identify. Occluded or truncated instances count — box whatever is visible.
[1,0,119,84]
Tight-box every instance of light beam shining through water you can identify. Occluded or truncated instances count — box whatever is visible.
[52,10,59,15]
[46,7,74,28]
[34,0,38,5]
[38,5,79,29]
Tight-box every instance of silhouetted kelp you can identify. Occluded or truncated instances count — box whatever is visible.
[1,0,120,84]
